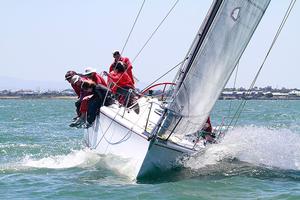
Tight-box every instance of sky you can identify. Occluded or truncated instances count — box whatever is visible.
[0,0,299,91]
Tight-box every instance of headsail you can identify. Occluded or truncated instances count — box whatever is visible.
[157,0,271,140]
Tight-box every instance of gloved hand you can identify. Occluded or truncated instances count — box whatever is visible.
[103,71,108,76]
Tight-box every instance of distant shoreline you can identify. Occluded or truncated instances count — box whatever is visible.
[1,86,300,100]
[1,95,300,100]
[0,96,77,99]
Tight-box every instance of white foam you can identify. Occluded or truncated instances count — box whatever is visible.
[185,126,300,170]
[99,154,140,181]
[22,148,101,169]
[20,149,137,181]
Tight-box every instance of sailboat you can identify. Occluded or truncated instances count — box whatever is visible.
[84,0,271,180]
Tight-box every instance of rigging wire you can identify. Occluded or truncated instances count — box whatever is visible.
[101,0,180,106]
[141,57,188,92]
[99,1,179,128]
[121,0,146,55]
[216,62,239,136]
[227,62,239,116]
[102,0,146,102]
[225,0,297,132]
[132,0,180,63]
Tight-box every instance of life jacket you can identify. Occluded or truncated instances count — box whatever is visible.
[107,71,134,94]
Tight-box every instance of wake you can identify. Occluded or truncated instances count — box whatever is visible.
[185,126,300,171]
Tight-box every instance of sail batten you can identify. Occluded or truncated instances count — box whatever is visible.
[157,0,271,141]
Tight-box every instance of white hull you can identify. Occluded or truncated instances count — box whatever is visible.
[84,110,150,177]
[84,97,197,180]
[137,138,195,179]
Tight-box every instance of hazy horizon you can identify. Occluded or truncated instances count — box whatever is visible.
[1,75,299,92]
[1,1,299,90]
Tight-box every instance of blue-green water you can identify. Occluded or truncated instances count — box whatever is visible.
[1,99,300,199]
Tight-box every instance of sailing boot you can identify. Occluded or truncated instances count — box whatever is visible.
[82,122,92,129]
[69,115,85,127]
[72,116,79,122]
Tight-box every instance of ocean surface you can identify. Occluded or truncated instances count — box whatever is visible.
[1,99,300,199]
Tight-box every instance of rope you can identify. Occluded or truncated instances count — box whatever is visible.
[121,0,146,55]
[104,129,132,145]
[101,101,150,152]
[93,98,151,149]
[93,105,124,149]
[132,0,180,63]
[225,0,297,132]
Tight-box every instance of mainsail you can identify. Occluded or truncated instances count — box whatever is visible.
[157,0,271,140]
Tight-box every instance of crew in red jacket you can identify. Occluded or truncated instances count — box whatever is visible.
[202,117,212,133]
[80,80,113,126]
[201,117,215,144]
[69,67,107,128]
[65,71,84,119]
[83,67,107,87]
[107,62,134,94]
[109,51,135,85]
[68,74,94,128]
[105,62,136,108]
[65,71,80,97]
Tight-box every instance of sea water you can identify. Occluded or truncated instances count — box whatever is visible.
[0,99,300,199]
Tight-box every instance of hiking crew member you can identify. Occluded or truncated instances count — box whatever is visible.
[109,51,135,85]
[65,71,80,96]
[81,80,113,126]
[70,68,108,127]
[106,61,136,108]
[202,117,212,133]
[83,67,107,86]
[201,117,215,143]
[68,75,93,127]
[65,71,83,119]
[67,54,137,127]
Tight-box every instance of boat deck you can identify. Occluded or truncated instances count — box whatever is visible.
[100,96,163,139]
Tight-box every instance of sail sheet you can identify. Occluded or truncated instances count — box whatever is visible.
[157,0,271,140]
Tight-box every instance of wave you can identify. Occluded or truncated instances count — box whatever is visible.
[0,148,137,185]
[20,126,300,181]
[184,126,300,171]
[3,125,299,183]
[21,148,101,169]
[20,149,137,181]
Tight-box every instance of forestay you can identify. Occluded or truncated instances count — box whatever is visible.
[157,0,271,140]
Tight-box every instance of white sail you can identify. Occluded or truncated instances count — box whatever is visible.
[157,0,271,140]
